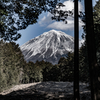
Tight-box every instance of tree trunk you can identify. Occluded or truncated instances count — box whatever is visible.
[84,0,100,100]
[74,0,80,100]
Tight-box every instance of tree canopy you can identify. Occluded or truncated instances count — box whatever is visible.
[0,0,59,41]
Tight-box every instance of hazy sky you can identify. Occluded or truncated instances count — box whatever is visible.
[15,0,97,46]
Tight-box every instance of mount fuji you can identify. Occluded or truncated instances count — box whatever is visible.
[20,30,83,65]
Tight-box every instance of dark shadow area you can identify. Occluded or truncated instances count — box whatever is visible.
[0,93,73,100]
[0,82,91,100]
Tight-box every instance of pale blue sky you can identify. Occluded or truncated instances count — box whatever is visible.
[15,0,97,46]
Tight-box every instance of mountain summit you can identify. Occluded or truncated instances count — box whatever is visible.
[20,30,74,64]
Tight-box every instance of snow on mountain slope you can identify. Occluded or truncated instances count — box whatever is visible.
[20,30,76,64]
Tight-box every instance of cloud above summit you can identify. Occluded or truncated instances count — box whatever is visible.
[39,0,84,31]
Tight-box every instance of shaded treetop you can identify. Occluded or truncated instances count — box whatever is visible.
[0,0,59,41]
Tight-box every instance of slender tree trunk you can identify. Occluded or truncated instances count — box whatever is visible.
[74,0,80,100]
[84,0,100,100]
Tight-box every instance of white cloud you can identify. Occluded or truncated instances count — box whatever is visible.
[58,0,83,12]
[47,18,74,30]
[59,0,74,11]
[39,0,84,31]
[39,13,53,26]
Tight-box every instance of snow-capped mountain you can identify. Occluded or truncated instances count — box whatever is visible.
[20,30,82,64]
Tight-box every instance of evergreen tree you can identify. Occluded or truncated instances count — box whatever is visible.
[93,0,100,65]
[22,61,43,83]
[0,40,25,92]
[58,52,74,81]
[79,43,89,82]
[42,62,53,81]
[82,0,100,99]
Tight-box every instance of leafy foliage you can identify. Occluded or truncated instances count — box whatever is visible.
[0,40,92,92]
[0,40,25,92]
[22,61,43,83]
[1,0,100,93]
[0,0,59,41]
[80,0,100,85]
[50,2,85,24]
[93,0,100,66]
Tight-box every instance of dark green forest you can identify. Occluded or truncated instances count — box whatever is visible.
[0,0,100,97]
[0,40,88,92]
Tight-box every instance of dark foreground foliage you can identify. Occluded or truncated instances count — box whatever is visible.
[0,39,90,93]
